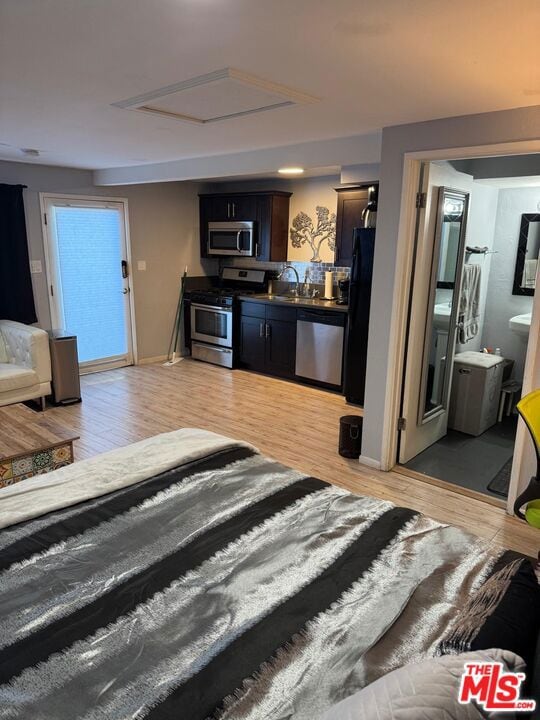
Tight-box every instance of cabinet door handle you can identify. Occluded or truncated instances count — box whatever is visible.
[227,202,231,218]
[259,322,265,338]
[265,322,271,338]
[232,202,236,218]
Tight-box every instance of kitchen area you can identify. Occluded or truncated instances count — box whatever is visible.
[184,176,378,407]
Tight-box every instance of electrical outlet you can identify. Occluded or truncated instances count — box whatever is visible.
[137,260,147,271]
[30,260,42,274]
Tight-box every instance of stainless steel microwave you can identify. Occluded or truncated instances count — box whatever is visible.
[207,221,254,257]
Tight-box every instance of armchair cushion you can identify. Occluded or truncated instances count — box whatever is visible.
[0,321,51,407]
[0,363,39,392]
[0,320,51,384]
[0,333,8,363]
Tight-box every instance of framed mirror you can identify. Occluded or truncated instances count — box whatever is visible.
[513,213,539,296]
[419,187,469,422]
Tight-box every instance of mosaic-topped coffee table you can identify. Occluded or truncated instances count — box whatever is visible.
[0,404,79,489]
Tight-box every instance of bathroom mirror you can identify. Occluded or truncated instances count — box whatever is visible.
[419,188,469,421]
[513,214,539,296]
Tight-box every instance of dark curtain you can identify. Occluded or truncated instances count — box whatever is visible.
[0,183,37,324]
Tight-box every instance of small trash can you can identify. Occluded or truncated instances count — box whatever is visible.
[339,415,363,458]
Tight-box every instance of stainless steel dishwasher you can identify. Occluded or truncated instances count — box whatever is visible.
[295,309,346,388]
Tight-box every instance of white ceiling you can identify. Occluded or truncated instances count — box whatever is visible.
[1,0,539,174]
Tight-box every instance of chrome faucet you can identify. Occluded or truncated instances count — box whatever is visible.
[277,264,301,296]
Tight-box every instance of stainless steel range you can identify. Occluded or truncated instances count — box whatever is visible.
[187,267,267,368]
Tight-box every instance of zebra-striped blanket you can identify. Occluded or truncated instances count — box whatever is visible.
[0,429,529,719]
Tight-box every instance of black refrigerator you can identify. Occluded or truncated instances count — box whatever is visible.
[343,226,376,406]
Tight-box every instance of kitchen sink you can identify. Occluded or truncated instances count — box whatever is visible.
[259,294,323,305]
[283,297,322,304]
[509,312,532,337]
[433,302,452,330]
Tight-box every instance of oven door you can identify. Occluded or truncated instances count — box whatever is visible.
[190,303,233,348]
[207,223,254,256]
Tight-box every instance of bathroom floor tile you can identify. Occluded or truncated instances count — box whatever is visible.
[403,415,517,498]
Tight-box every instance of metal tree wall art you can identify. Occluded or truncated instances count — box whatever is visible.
[290,206,336,262]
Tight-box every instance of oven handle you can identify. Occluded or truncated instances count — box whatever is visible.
[191,303,233,313]
[199,345,231,354]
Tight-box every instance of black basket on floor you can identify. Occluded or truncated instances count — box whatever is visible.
[339,415,363,458]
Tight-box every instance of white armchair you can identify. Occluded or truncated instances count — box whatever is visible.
[0,320,52,408]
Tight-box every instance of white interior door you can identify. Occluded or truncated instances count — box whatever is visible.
[42,195,134,373]
[398,167,470,463]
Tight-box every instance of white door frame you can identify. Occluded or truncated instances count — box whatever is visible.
[39,193,138,371]
[380,140,540,514]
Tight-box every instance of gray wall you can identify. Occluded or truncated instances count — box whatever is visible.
[0,160,214,360]
[481,187,538,379]
[363,104,540,466]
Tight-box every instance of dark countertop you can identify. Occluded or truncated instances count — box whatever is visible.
[239,294,349,313]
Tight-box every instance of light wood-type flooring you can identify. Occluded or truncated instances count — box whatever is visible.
[40,359,538,556]
[0,403,78,460]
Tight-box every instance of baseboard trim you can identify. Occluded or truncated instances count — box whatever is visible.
[80,359,131,375]
[358,454,382,470]
[137,355,168,365]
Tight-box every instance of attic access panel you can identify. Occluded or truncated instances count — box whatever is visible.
[112,68,319,125]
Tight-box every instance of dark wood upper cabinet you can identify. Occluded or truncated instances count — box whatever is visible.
[199,191,291,260]
[334,186,371,266]
[202,194,257,221]
[255,193,290,262]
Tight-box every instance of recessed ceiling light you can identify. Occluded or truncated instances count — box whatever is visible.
[278,167,304,175]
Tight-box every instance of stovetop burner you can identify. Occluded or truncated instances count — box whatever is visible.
[185,267,267,307]
[204,287,254,296]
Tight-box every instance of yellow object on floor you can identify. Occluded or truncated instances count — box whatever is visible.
[517,388,540,458]
[514,388,540,524]
[525,500,540,529]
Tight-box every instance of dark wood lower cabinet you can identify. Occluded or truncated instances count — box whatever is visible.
[239,303,296,378]
[239,315,266,371]
[264,319,296,378]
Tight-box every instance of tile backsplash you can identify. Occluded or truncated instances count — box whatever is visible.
[225,256,350,286]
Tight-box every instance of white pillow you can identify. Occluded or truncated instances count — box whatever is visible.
[322,648,527,720]
[0,331,9,363]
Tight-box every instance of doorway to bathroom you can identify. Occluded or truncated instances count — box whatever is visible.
[397,156,538,502]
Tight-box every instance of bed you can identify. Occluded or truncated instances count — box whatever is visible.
[0,428,538,720]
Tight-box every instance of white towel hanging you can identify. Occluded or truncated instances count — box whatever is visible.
[522,258,538,289]
[458,264,481,344]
